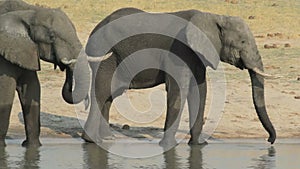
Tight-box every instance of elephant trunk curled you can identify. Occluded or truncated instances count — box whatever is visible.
[62,54,90,104]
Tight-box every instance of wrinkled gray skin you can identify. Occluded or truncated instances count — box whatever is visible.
[80,7,276,147]
[0,1,89,147]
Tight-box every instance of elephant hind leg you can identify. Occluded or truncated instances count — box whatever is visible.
[16,71,41,147]
[188,66,207,145]
[187,80,207,145]
[0,75,16,146]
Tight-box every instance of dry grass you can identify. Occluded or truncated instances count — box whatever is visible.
[24,0,300,45]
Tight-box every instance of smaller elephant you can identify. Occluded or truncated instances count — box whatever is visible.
[77,7,276,147]
[0,1,89,147]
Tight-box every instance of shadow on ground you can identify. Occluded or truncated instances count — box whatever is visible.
[18,112,83,138]
[18,112,192,140]
[110,123,165,140]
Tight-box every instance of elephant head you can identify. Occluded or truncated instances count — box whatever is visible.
[0,0,38,14]
[186,13,276,143]
[0,8,89,104]
[218,16,276,143]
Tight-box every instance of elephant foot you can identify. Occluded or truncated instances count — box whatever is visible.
[188,137,208,146]
[159,137,178,149]
[81,132,95,143]
[82,132,115,144]
[21,139,42,147]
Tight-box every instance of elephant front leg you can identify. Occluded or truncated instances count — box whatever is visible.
[99,100,114,140]
[17,72,41,147]
[159,76,189,148]
[83,98,114,143]
[0,75,17,147]
[82,62,116,143]
[187,80,207,145]
[82,98,103,143]
[0,106,12,147]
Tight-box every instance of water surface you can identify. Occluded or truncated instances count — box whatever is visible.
[1,138,299,169]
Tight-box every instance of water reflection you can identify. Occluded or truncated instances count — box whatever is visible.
[21,147,40,169]
[82,143,108,169]
[81,143,206,169]
[2,140,300,169]
[188,145,204,169]
[0,147,8,169]
[81,143,278,169]
[0,146,40,169]
[163,147,180,169]
[250,146,276,169]
[163,145,205,169]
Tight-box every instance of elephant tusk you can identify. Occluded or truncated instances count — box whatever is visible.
[252,67,281,79]
[61,58,77,65]
[87,52,113,62]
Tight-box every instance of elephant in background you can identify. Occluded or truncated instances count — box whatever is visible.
[77,7,276,147]
[0,0,38,13]
[0,1,89,147]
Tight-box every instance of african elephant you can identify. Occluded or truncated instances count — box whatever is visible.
[0,0,38,13]
[77,7,276,147]
[0,1,89,147]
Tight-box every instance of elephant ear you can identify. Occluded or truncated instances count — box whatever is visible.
[0,13,40,71]
[184,15,220,70]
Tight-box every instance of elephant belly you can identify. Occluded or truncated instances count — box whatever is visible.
[129,69,165,89]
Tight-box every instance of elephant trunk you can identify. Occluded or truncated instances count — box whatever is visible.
[62,67,76,104]
[248,67,276,144]
[62,54,90,104]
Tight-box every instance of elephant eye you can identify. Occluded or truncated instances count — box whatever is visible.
[241,40,245,44]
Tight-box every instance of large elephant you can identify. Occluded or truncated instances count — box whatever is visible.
[78,7,276,147]
[0,1,89,147]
